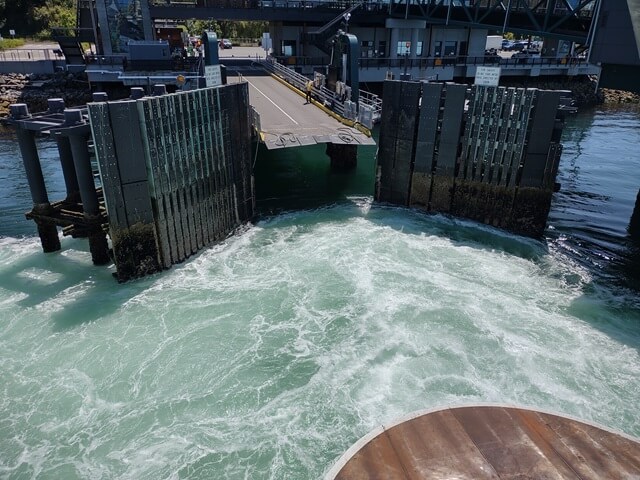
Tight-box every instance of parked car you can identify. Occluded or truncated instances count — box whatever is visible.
[513,48,541,58]
[219,39,232,49]
[501,39,514,51]
[504,41,528,51]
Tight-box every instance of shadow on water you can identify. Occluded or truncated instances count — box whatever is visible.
[0,238,152,331]
[253,129,546,261]
[565,269,640,354]
[253,128,378,215]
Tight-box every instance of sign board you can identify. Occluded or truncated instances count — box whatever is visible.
[9,29,16,37]
[262,32,272,52]
[474,66,501,86]
[204,65,222,87]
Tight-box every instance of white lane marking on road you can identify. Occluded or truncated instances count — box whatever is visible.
[245,78,299,125]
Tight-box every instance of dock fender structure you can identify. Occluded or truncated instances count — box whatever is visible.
[89,83,255,282]
[376,80,569,238]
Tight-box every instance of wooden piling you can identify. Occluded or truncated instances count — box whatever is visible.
[64,109,110,265]
[10,103,61,253]
[10,102,112,260]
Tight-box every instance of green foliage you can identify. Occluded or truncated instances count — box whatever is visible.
[235,21,268,39]
[1,0,75,38]
[0,37,25,50]
[184,20,268,40]
[33,0,76,38]
[0,0,5,29]
[184,19,220,37]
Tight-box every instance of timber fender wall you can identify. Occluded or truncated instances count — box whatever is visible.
[89,83,254,282]
[376,80,566,238]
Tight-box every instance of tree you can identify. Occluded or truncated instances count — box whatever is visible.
[0,0,6,30]
[184,19,220,37]
[183,19,267,40]
[33,0,76,38]
[1,0,75,37]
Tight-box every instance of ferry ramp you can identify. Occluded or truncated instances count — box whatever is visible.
[230,73,375,150]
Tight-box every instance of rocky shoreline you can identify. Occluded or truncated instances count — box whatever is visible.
[1,72,639,119]
[500,75,640,107]
[0,72,93,119]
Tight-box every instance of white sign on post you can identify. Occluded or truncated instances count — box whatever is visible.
[9,29,16,37]
[204,65,222,87]
[261,33,272,53]
[474,66,501,86]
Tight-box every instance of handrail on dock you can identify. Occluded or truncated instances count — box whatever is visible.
[261,57,381,126]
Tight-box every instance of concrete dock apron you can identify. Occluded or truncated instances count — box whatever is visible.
[232,74,375,150]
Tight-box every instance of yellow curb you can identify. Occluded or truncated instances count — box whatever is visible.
[268,72,372,138]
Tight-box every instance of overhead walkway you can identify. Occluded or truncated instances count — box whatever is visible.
[231,72,375,150]
[149,0,595,43]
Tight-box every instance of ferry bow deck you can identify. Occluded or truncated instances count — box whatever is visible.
[232,74,376,150]
[326,405,640,479]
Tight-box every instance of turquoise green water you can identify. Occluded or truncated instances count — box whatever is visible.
[1,107,640,479]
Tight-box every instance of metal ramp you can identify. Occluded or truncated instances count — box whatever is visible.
[236,73,375,150]
[53,36,86,72]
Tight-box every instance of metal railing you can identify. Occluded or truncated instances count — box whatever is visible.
[359,55,593,70]
[272,55,329,67]
[262,56,381,125]
[150,0,366,8]
[85,54,202,73]
[270,53,594,74]
[0,48,65,62]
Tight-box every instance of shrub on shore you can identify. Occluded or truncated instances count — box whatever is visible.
[0,38,26,50]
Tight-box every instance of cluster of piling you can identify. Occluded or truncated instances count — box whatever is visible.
[10,99,110,264]
[376,80,568,238]
[11,82,255,282]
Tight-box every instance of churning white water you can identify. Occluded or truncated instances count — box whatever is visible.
[1,199,639,479]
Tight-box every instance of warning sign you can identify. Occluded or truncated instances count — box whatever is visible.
[204,65,222,87]
[474,66,501,86]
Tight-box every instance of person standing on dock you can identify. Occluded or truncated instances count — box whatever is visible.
[305,79,313,104]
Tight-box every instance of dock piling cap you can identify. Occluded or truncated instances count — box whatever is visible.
[153,84,167,96]
[130,87,145,100]
[92,92,109,102]
[63,109,84,126]
[9,103,30,120]
[47,98,65,114]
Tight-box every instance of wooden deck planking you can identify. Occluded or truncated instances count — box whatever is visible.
[384,409,499,480]
[328,406,640,480]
